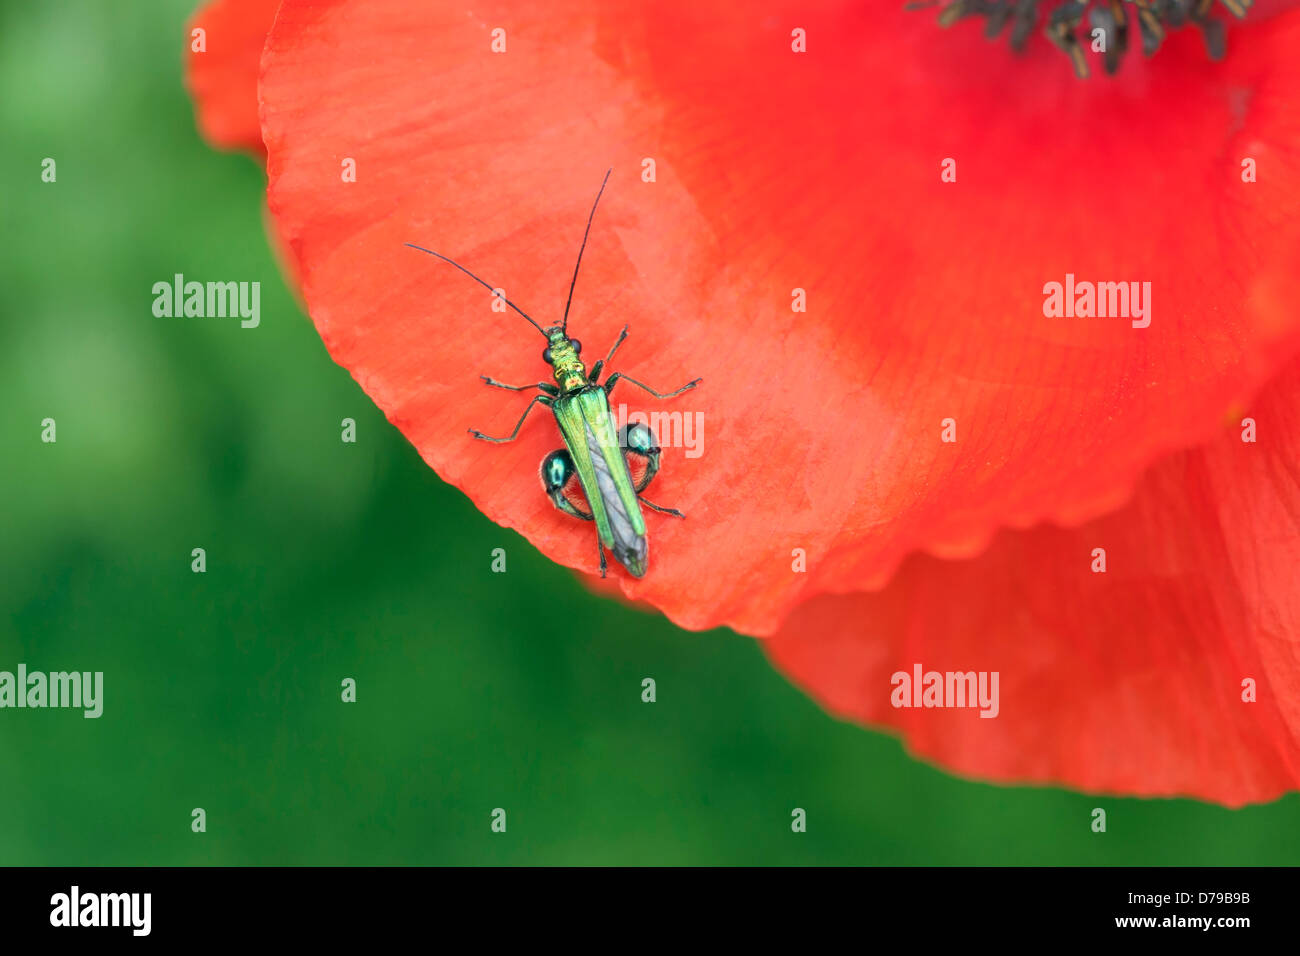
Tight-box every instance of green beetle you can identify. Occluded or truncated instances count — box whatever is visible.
[406,170,700,577]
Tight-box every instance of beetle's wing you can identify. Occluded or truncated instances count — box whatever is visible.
[553,389,647,576]
[552,394,615,547]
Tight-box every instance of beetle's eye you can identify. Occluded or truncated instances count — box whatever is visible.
[570,339,581,355]
[542,347,553,364]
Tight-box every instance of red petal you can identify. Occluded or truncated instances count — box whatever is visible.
[767,355,1300,806]
[185,0,281,157]
[259,0,1300,635]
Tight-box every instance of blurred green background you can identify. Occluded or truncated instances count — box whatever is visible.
[2,0,1298,865]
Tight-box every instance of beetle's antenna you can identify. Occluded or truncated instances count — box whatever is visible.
[404,243,549,337]
[561,168,612,336]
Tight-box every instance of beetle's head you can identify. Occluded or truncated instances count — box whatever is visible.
[543,326,586,389]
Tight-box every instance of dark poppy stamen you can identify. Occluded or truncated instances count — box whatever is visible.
[905,0,1254,78]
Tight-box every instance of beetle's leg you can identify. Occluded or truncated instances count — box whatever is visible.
[470,394,551,442]
[639,497,684,518]
[632,453,661,493]
[548,492,593,520]
[618,422,661,492]
[604,372,701,400]
[481,376,558,396]
[589,324,629,384]
[541,449,605,576]
[540,449,594,520]
[618,421,682,516]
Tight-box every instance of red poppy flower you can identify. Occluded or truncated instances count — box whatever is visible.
[768,350,1300,806]
[187,0,1300,804]
[184,0,281,157]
